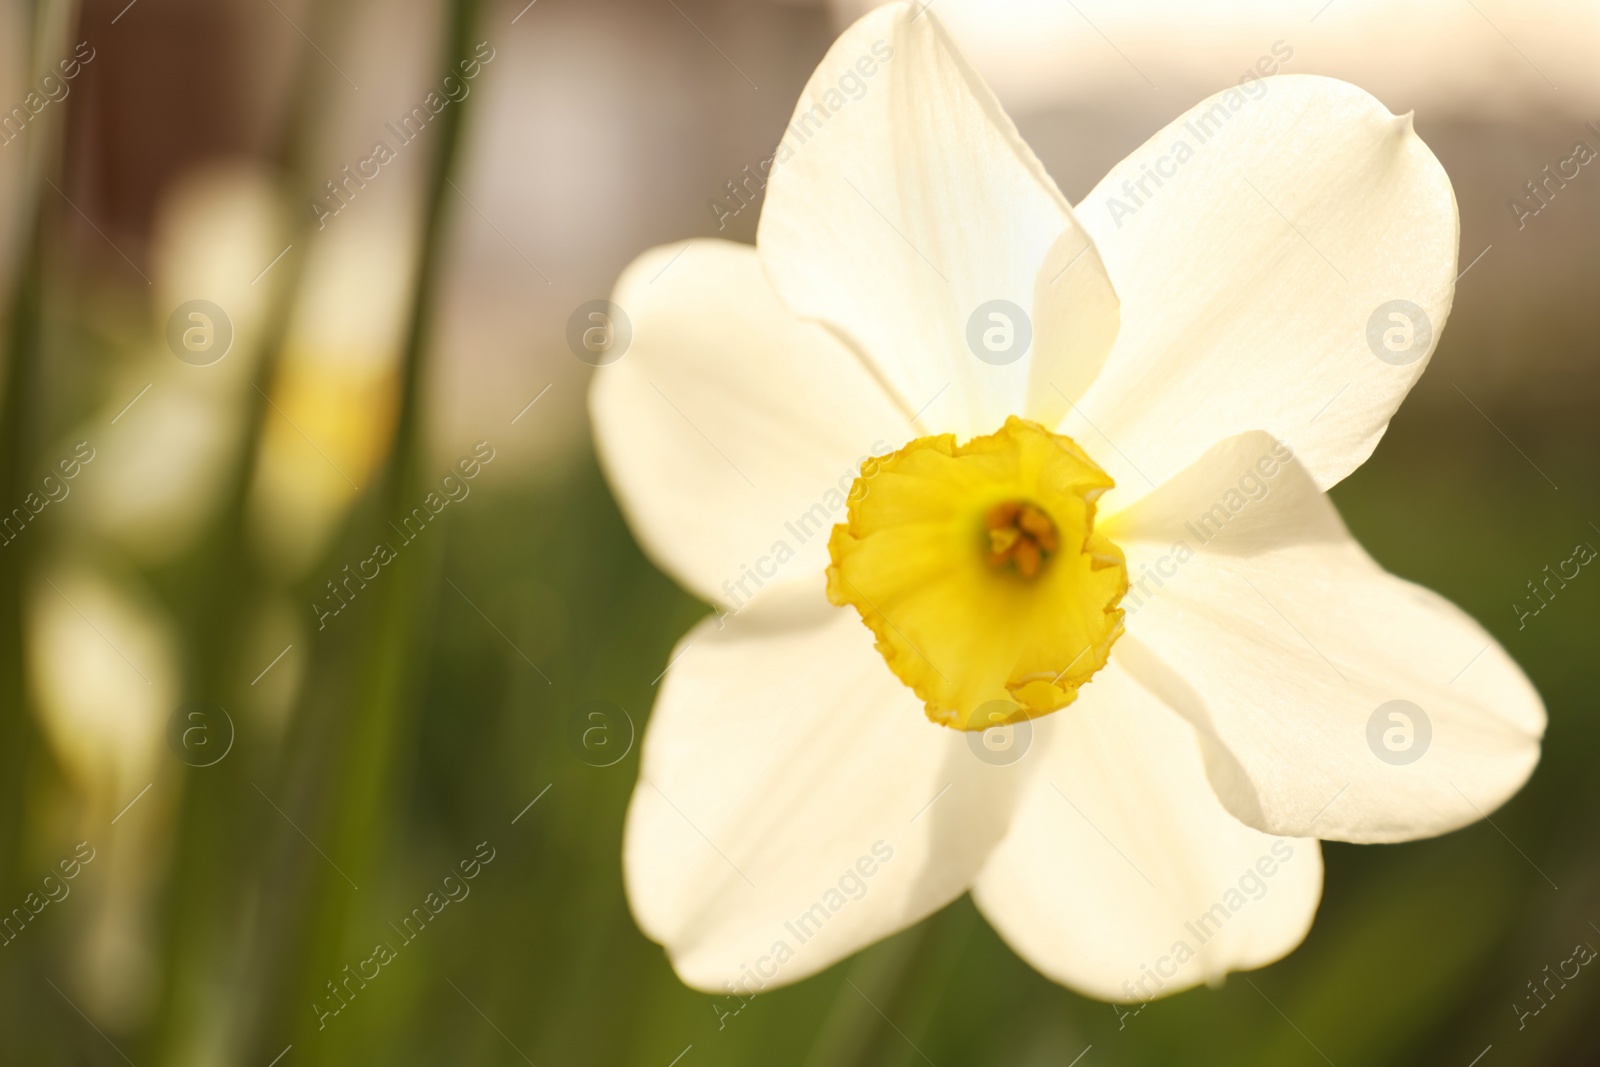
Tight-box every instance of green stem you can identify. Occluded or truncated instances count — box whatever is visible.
[146,1,359,1060]
[0,0,79,1055]
[256,0,485,1056]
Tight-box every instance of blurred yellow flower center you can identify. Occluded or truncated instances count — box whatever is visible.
[826,416,1128,731]
[984,500,1059,579]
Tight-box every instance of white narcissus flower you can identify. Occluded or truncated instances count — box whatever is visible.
[590,3,1544,1002]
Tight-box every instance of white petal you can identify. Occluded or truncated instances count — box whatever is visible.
[972,661,1323,1002]
[756,3,1118,438]
[625,589,1020,992]
[590,239,913,606]
[1028,227,1124,431]
[1072,75,1458,503]
[1105,432,1545,844]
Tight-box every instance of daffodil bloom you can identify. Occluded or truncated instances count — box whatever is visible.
[591,3,1544,1001]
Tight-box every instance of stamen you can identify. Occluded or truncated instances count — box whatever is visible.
[985,500,1059,578]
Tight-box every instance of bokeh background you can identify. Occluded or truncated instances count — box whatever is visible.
[0,0,1596,1063]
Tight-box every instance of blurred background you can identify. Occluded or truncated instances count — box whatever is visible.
[0,0,1595,1063]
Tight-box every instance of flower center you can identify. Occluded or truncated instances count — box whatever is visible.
[827,416,1128,731]
[985,500,1059,578]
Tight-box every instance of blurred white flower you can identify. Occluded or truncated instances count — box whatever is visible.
[592,4,1544,1001]
[27,564,175,1031]
[246,208,415,578]
[84,162,285,564]
[27,565,176,801]
[831,0,1600,120]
